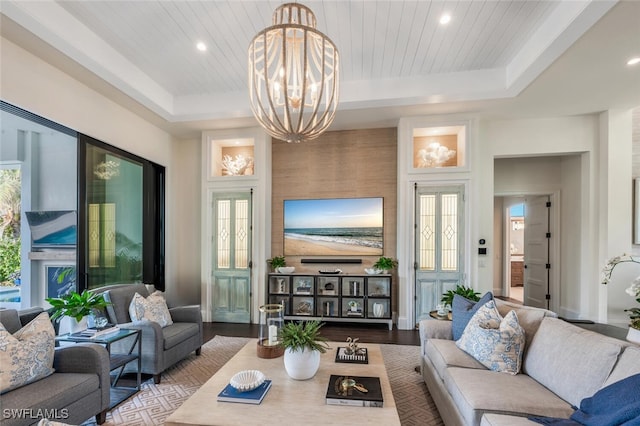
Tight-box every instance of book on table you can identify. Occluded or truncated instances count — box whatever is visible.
[325,375,383,407]
[70,324,120,339]
[217,380,272,404]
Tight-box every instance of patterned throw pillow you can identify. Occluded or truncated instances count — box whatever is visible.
[129,291,174,327]
[451,291,494,340]
[455,300,525,375]
[0,312,56,393]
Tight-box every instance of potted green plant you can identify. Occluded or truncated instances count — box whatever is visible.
[440,285,481,308]
[267,255,286,272]
[373,256,398,273]
[46,290,110,334]
[280,320,330,380]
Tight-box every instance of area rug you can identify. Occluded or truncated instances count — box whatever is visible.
[91,336,443,425]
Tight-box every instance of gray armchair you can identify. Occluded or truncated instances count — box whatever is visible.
[96,283,202,384]
[0,308,110,426]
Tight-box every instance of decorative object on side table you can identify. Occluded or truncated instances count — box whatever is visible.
[325,375,383,407]
[257,304,285,358]
[372,257,398,274]
[46,289,110,335]
[280,320,330,380]
[335,337,368,364]
[601,254,640,343]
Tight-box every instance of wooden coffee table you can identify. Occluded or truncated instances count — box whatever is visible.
[165,340,400,425]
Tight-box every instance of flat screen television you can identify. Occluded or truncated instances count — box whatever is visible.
[284,197,383,256]
[25,210,77,250]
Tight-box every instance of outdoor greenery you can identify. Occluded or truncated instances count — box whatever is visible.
[46,290,110,322]
[0,169,21,285]
[279,320,330,353]
[441,285,481,307]
[0,237,21,284]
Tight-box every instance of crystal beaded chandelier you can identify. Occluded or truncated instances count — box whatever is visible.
[248,3,339,143]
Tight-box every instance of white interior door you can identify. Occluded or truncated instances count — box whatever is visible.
[523,195,550,309]
[415,185,465,325]
[210,192,252,323]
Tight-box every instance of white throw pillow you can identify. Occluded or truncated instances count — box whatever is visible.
[0,312,56,393]
[455,300,525,375]
[129,291,173,327]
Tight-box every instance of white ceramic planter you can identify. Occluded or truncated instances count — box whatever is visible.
[283,347,321,380]
[627,326,640,345]
[58,316,88,335]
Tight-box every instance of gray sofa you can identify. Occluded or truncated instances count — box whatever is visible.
[0,308,110,426]
[95,283,203,384]
[419,299,640,426]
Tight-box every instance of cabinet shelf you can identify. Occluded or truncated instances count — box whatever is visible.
[267,274,393,330]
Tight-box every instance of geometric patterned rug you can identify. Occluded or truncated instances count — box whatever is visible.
[92,336,443,425]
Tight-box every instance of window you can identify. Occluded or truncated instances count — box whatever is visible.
[0,101,165,309]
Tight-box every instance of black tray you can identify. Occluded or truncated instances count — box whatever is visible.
[335,347,368,364]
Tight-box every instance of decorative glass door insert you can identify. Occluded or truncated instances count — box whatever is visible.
[210,192,252,323]
[415,185,465,325]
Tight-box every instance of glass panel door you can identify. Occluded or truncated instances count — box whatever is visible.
[415,185,465,325]
[85,145,143,287]
[210,192,252,323]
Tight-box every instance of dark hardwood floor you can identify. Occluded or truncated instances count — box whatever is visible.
[204,321,420,346]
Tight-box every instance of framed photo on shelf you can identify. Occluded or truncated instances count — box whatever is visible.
[44,263,75,299]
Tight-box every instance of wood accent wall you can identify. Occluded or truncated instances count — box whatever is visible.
[271,127,398,274]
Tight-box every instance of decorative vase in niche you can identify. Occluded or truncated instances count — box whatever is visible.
[283,347,321,380]
[58,316,88,335]
[627,327,640,345]
[373,303,384,318]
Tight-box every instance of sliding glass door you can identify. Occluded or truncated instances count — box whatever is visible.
[79,135,165,291]
[83,144,143,287]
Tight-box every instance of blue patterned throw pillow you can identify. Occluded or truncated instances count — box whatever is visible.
[129,291,174,327]
[455,300,525,375]
[0,312,55,393]
[451,291,494,340]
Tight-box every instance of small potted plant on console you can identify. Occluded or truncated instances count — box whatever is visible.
[373,256,398,274]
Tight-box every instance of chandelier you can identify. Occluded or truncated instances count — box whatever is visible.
[248,3,339,143]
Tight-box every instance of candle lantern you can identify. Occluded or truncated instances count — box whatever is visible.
[257,304,284,358]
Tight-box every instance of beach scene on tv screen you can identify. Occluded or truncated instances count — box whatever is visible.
[284,198,383,256]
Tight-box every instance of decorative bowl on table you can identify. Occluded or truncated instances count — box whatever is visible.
[229,370,266,392]
[364,268,382,275]
[277,267,295,274]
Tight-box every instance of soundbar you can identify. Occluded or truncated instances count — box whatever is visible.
[300,259,362,264]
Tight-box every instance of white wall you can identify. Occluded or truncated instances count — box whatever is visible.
[168,137,201,306]
[493,155,586,318]
[482,113,632,323]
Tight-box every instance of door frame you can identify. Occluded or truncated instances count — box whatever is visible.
[495,190,560,313]
[401,180,470,329]
[202,188,259,323]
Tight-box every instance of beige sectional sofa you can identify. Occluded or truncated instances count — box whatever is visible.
[419,299,640,426]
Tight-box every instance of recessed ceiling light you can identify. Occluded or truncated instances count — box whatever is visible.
[440,14,451,25]
[627,57,640,66]
[196,42,207,52]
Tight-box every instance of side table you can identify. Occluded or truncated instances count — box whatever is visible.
[429,310,452,321]
[56,328,142,408]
